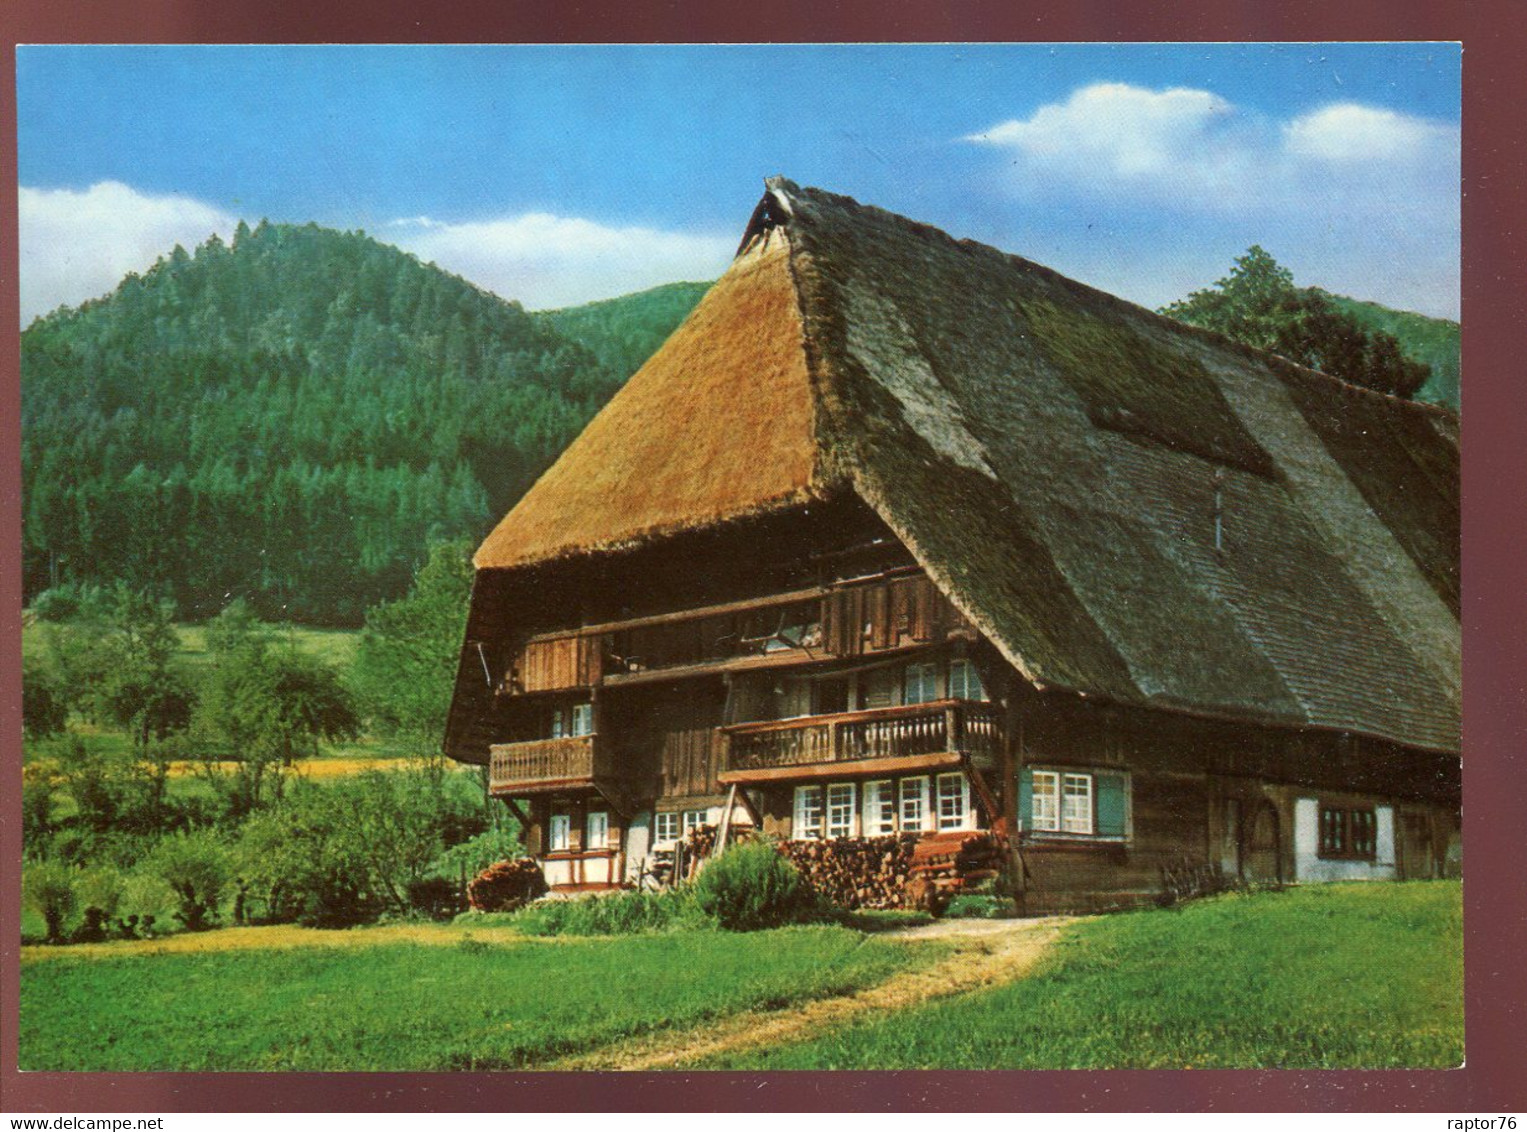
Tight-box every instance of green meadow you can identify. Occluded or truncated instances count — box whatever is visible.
[701,881,1464,1070]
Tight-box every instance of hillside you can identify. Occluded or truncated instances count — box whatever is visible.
[1326,293,1460,410]
[21,223,635,624]
[540,281,710,383]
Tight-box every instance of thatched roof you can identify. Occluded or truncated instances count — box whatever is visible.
[471,178,1460,754]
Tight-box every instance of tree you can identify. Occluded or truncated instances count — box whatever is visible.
[1162,247,1430,399]
[22,662,68,740]
[205,643,361,811]
[351,538,473,746]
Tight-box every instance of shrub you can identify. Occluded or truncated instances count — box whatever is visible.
[74,866,126,941]
[942,894,1015,920]
[432,824,524,884]
[467,858,548,913]
[406,876,467,921]
[119,873,178,938]
[693,840,822,931]
[148,829,230,931]
[234,769,486,926]
[509,888,704,936]
[23,860,77,943]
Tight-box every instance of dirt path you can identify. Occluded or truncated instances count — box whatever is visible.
[549,915,1076,1071]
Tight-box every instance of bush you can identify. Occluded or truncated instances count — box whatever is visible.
[509,888,704,936]
[466,858,547,913]
[148,829,230,931]
[942,894,1015,920]
[432,824,524,884]
[23,860,77,943]
[693,840,822,932]
[233,768,487,927]
[406,876,467,921]
[74,866,126,941]
[119,873,178,938]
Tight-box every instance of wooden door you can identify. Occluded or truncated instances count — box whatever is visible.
[1240,800,1282,885]
[1399,812,1435,880]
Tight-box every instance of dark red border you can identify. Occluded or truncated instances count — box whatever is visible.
[4,0,1523,1114]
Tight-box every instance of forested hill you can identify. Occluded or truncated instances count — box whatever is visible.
[1325,294,1460,410]
[21,221,649,625]
[540,281,710,383]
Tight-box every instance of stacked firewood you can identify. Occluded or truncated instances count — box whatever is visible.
[467,858,549,912]
[904,831,1006,911]
[777,834,919,910]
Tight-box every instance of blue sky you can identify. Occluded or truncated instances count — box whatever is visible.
[17,43,1461,322]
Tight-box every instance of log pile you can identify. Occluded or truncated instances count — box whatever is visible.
[467,858,549,912]
[904,831,1006,911]
[777,834,919,910]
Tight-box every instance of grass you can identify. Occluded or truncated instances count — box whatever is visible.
[699,881,1464,1070]
[19,923,927,1071]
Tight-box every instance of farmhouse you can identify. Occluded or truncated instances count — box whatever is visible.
[443,178,1460,913]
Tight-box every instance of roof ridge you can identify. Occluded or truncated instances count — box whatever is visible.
[767,179,1457,423]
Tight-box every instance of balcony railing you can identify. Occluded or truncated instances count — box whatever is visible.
[722,699,1001,773]
[489,735,597,794]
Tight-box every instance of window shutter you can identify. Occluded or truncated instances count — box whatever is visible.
[1096,772,1128,837]
[1018,768,1033,830]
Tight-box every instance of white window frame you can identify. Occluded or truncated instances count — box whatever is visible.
[586,810,610,851]
[899,776,930,833]
[654,811,681,847]
[935,772,972,831]
[793,785,825,840]
[903,662,939,705]
[862,779,897,836]
[571,702,594,736]
[682,809,707,836]
[948,658,986,701]
[1031,770,1061,833]
[826,782,858,839]
[548,812,571,853]
[1062,773,1094,834]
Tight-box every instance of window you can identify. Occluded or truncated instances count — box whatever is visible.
[935,772,972,831]
[899,776,929,833]
[1030,770,1060,832]
[654,811,681,847]
[948,658,987,701]
[862,779,897,836]
[551,702,593,738]
[1062,774,1093,834]
[1021,768,1129,840]
[793,785,825,839]
[548,813,571,852]
[682,809,707,836]
[827,783,857,838]
[586,810,610,850]
[903,662,938,705]
[1319,805,1377,860]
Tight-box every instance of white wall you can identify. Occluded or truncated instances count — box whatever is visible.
[1293,797,1396,882]
[541,858,574,887]
[623,812,652,883]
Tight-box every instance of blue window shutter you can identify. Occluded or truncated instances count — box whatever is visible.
[1018,768,1033,829]
[1096,773,1128,838]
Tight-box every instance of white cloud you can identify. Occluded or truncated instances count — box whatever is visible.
[1283,102,1452,162]
[381,212,734,310]
[19,181,236,323]
[965,83,1458,215]
[963,83,1459,317]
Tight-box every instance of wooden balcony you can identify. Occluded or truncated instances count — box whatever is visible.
[719,699,1001,784]
[489,735,599,796]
